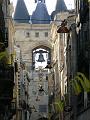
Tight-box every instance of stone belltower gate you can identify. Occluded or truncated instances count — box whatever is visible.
[14,0,51,119]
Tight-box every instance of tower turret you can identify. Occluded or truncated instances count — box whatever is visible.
[31,0,51,24]
[51,0,67,20]
[56,0,67,12]
[14,0,30,23]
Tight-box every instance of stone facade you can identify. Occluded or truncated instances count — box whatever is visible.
[49,10,77,120]
[14,21,51,120]
[14,23,51,66]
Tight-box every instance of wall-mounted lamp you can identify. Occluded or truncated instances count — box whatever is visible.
[38,84,48,95]
[39,85,44,92]
[57,26,69,33]
[57,20,69,33]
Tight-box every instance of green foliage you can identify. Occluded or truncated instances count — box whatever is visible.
[72,79,82,95]
[51,72,90,113]
[54,99,64,112]
[0,51,7,60]
[71,72,90,95]
[0,50,9,64]
[77,72,90,92]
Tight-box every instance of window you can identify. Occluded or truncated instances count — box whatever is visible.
[4,27,8,47]
[35,32,39,37]
[45,32,48,37]
[26,32,30,37]
[46,75,48,81]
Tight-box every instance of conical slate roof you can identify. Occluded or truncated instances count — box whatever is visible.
[31,1,51,24]
[51,0,67,20]
[55,0,67,12]
[14,0,30,23]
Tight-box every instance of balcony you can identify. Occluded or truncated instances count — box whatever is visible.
[0,65,14,103]
[0,65,14,84]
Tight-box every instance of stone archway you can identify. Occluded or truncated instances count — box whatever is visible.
[32,45,51,70]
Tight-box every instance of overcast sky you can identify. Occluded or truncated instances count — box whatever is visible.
[10,0,74,15]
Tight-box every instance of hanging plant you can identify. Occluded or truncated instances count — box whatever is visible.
[54,98,65,112]
[76,72,90,92]
[71,72,90,95]
[72,79,82,95]
[0,50,9,65]
[0,51,7,60]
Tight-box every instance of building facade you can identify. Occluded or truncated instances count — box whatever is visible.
[49,0,90,120]
[13,0,52,120]
[75,0,90,120]
[0,0,15,119]
[13,0,90,120]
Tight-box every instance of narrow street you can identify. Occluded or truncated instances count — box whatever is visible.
[0,0,90,120]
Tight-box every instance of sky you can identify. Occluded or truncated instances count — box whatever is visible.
[10,0,74,15]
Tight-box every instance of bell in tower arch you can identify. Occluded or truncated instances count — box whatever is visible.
[37,53,45,62]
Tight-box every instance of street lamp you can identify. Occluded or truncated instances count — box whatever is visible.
[38,84,48,95]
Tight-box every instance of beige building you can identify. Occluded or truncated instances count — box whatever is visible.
[50,16,69,120]
[13,0,79,120]
[13,0,52,120]
[49,4,76,120]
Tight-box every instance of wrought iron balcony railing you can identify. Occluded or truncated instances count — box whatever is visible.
[0,65,14,102]
[0,65,14,82]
